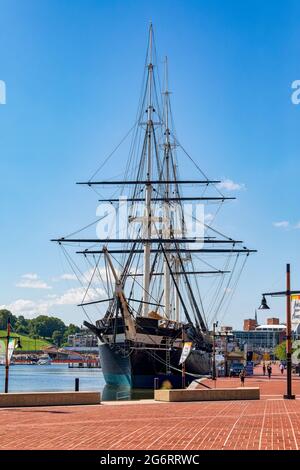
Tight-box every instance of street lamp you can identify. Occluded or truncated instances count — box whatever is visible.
[224,331,229,377]
[212,321,218,380]
[258,295,270,310]
[258,263,299,400]
[0,317,22,393]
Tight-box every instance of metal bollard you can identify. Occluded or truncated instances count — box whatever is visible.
[75,377,79,392]
[154,377,159,390]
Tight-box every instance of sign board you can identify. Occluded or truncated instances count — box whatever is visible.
[292,295,300,333]
[0,339,5,364]
[292,340,300,365]
[0,339,5,355]
[0,338,16,365]
[245,361,254,376]
[7,338,16,364]
[179,342,192,365]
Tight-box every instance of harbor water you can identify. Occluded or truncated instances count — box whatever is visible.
[0,363,105,393]
[0,363,154,400]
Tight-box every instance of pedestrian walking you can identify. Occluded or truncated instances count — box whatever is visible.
[262,363,266,376]
[267,364,272,379]
[239,368,246,387]
[280,363,284,375]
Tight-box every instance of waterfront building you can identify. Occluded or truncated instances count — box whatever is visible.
[233,319,286,354]
[243,319,257,331]
[68,329,98,348]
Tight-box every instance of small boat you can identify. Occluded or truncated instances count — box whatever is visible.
[37,354,52,365]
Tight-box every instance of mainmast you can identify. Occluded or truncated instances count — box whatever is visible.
[163,56,171,319]
[143,23,154,316]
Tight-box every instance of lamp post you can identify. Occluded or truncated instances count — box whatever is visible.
[0,317,22,393]
[212,321,218,380]
[181,327,186,389]
[258,263,299,400]
[224,331,229,377]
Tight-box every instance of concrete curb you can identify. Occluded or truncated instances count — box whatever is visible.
[0,391,101,407]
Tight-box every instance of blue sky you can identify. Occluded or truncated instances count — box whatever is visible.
[0,0,300,327]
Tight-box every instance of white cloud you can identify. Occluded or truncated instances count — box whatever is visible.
[0,299,49,318]
[204,213,214,224]
[223,287,233,294]
[217,179,245,191]
[52,273,77,282]
[17,280,52,289]
[16,273,52,290]
[273,220,300,230]
[22,273,39,280]
[54,287,102,306]
[60,273,77,280]
[273,221,290,229]
[53,268,106,284]
[4,266,108,318]
[1,285,105,318]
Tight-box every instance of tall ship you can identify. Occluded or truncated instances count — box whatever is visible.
[53,25,255,388]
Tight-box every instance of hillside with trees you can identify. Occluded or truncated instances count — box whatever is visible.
[0,309,81,348]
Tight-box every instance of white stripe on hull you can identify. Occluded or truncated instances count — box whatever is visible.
[103,333,181,346]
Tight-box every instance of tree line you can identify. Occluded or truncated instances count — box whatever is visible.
[0,309,81,347]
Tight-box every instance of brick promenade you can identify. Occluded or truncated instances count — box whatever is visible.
[0,364,300,450]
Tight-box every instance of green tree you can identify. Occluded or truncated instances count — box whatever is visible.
[15,315,30,335]
[52,330,64,347]
[66,323,81,335]
[275,341,286,361]
[62,323,81,346]
[15,324,29,335]
[30,315,66,339]
[63,323,80,340]
[0,309,17,329]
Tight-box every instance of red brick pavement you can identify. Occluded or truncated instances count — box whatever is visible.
[0,363,300,450]
[202,363,300,399]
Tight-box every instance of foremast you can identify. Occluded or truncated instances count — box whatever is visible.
[143,23,154,317]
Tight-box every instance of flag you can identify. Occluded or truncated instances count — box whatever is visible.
[0,339,5,355]
[0,339,5,364]
[292,295,300,332]
[0,338,16,365]
[179,342,192,365]
[7,338,16,364]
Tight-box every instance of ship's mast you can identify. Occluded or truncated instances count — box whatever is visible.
[53,24,257,332]
[163,56,171,319]
[143,23,154,316]
[173,164,181,323]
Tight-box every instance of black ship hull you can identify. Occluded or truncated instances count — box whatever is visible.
[99,342,211,388]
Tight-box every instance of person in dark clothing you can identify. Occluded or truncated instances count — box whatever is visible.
[267,364,272,379]
[239,369,246,387]
[262,363,266,376]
